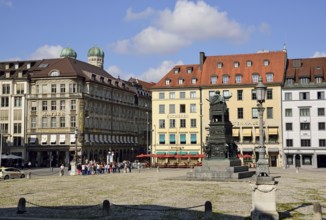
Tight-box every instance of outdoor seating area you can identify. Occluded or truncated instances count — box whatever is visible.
[136,151,205,168]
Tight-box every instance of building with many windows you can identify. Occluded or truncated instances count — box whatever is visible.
[282,58,326,168]
[151,49,287,167]
[0,47,153,167]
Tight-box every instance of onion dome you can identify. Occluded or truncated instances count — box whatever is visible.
[60,47,77,59]
[88,46,104,58]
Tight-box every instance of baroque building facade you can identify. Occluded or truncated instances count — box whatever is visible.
[1,47,153,167]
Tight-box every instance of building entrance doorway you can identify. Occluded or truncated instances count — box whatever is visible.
[317,155,326,168]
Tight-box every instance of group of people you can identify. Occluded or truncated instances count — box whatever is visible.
[70,160,133,175]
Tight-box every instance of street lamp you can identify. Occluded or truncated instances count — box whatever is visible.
[146,111,149,167]
[75,127,78,162]
[255,76,269,177]
[0,124,3,167]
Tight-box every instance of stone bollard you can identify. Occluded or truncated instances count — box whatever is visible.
[17,197,26,214]
[313,202,322,220]
[102,200,110,216]
[205,201,212,217]
[27,171,31,179]
[296,167,299,173]
[157,166,160,172]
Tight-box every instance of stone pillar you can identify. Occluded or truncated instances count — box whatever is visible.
[70,160,77,176]
[251,178,278,220]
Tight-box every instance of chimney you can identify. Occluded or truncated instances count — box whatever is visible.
[200,52,206,71]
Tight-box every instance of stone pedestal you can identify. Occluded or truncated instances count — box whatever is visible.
[70,160,77,176]
[186,159,255,180]
[251,177,278,220]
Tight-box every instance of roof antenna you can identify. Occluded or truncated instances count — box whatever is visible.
[283,43,287,52]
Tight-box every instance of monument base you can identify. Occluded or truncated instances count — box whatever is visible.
[250,178,278,220]
[70,161,77,176]
[186,158,255,180]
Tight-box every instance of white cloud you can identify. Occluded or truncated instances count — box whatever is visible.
[106,65,132,80]
[125,7,154,21]
[112,0,251,54]
[259,22,271,35]
[0,0,13,7]
[29,45,63,59]
[312,51,326,58]
[139,60,184,83]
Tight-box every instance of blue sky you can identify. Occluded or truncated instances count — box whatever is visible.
[1,0,326,83]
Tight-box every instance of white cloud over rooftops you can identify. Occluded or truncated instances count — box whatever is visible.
[112,0,252,55]
[312,51,326,58]
[29,45,62,60]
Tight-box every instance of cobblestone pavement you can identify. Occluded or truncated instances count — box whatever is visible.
[0,167,325,219]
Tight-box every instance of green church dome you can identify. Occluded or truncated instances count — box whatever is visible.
[88,46,104,58]
[60,47,77,59]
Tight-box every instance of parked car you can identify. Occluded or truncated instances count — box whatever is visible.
[0,167,25,180]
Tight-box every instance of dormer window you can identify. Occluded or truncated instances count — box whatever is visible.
[178,78,184,85]
[234,61,240,68]
[286,78,294,85]
[27,63,31,69]
[91,74,96,81]
[300,77,310,84]
[191,78,197,84]
[210,75,217,84]
[263,59,270,66]
[235,74,242,84]
[187,67,193,74]
[217,62,223,69]
[315,76,323,84]
[222,75,230,84]
[266,72,274,82]
[174,68,180,74]
[252,73,259,83]
[49,70,60,77]
[15,63,19,69]
[108,79,112,84]
[246,60,252,67]
[100,77,104,83]
[165,79,170,85]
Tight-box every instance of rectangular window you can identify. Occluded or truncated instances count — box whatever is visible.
[301,139,311,147]
[317,91,325,100]
[180,119,186,128]
[178,79,183,85]
[16,84,24,94]
[251,90,257,100]
[169,119,175,128]
[31,101,37,111]
[169,92,175,99]
[179,92,186,99]
[252,108,258,119]
[169,104,175,114]
[318,108,325,116]
[285,109,292,117]
[13,123,21,134]
[284,93,292,101]
[286,139,293,147]
[69,84,77,93]
[159,105,165,114]
[31,117,36,128]
[303,156,312,165]
[13,137,22,146]
[266,73,274,82]
[190,104,196,113]
[42,117,47,128]
[319,139,326,147]
[191,78,197,84]
[190,119,197,128]
[190,134,197,144]
[51,84,56,93]
[70,116,76,127]
[60,117,65,128]
[266,89,273,100]
[318,122,325,130]
[252,74,259,83]
[42,101,47,111]
[51,117,56,128]
[60,100,65,110]
[14,97,22,107]
[169,134,176,144]
[60,84,65,93]
[300,123,310,130]
[299,108,310,116]
[299,92,310,100]
[159,134,165,144]
[235,75,242,83]
[180,134,186,144]
[51,101,56,111]
[267,107,273,119]
[42,84,47,94]
[159,119,165,128]
[180,104,186,113]
[238,108,243,119]
[190,91,196,98]
[159,92,165,99]
[71,100,76,110]
[222,75,229,84]
[165,79,170,85]
[285,123,292,131]
[237,90,243,100]
[1,97,9,107]
[2,84,10,94]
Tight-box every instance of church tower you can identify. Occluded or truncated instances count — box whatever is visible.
[87,46,104,69]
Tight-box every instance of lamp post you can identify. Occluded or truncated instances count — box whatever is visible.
[255,76,269,177]
[0,124,3,167]
[74,128,78,162]
[146,112,149,167]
